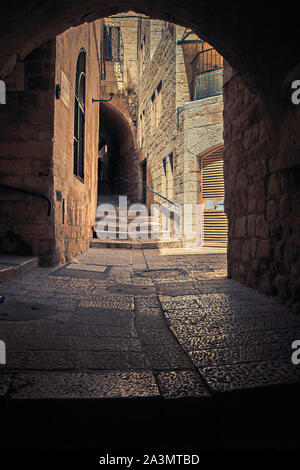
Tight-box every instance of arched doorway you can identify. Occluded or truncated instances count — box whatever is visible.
[98,100,139,204]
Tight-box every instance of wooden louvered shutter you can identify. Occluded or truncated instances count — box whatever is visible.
[200,144,228,247]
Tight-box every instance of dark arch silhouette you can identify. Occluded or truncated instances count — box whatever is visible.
[0,1,298,108]
[98,100,139,201]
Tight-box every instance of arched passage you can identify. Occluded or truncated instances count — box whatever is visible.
[98,100,139,203]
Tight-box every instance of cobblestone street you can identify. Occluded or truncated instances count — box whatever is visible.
[0,248,300,450]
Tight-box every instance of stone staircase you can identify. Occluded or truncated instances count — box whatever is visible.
[91,195,183,249]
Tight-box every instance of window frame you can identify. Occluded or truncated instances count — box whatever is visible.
[73,49,86,183]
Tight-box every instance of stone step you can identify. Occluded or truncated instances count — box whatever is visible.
[95,233,171,240]
[95,222,162,230]
[0,255,39,284]
[91,239,183,249]
[97,195,133,202]
[95,216,159,223]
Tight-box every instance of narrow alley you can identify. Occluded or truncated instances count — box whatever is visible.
[1,5,300,455]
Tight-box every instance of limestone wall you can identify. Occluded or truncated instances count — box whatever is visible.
[53,21,102,264]
[223,61,300,308]
[98,13,140,201]
[177,96,223,205]
[137,21,181,206]
[137,19,224,214]
[0,41,56,264]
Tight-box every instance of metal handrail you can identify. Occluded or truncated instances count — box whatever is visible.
[117,176,179,207]
[193,69,223,100]
[0,183,51,216]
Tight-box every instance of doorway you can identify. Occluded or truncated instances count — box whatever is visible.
[199,143,228,247]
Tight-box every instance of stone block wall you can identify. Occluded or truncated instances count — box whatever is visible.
[0,41,56,264]
[223,61,300,308]
[53,21,102,264]
[0,21,103,266]
[177,96,223,206]
[137,19,224,219]
[137,21,185,206]
[98,14,140,202]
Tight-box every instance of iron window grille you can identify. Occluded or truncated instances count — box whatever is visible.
[103,26,121,61]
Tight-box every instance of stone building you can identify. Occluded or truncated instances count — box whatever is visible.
[135,19,226,246]
[0,14,229,262]
[0,20,102,265]
[95,15,227,247]
[96,13,140,203]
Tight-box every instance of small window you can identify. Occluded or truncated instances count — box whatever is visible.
[163,157,167,176]
[139,111,145,147]
[141,36,146,70]
[103,26,121,61]
[151,81,162,130]
[156,81,162,123]
[73,50,86,182]
[151,92,156,130]
[169,152,174,174]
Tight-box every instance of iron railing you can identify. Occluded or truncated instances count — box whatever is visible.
[193,69,223,100]
[101,25,124,82]
[118,176,179,207]
[0,183,51,216]
[191,48,222,75]
[191,47,223,100]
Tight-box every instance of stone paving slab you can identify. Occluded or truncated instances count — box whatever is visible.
[75,248,135,266]
[0,321,138,338]
[0,302,56,321]
[168,315,300,337]
[78,296,134,310]
[0,371,159,399]
[199,361,300,393]
[107,284,156,295]
[49,267,108,280]
[0,335,143,352]
[0,247,299,400]
[72,309,135,328]
[5,350,149,371]
[144,345,193,369]
[134,327,176,345]
[66,263,107,272]
[175,327,300,350]
[155,370,210,398]
[188,342,292,368]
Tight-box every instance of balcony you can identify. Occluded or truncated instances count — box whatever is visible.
[193,69,223,100]
[191,47,223,100]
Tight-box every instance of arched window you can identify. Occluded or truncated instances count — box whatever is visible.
[73,50,86,181]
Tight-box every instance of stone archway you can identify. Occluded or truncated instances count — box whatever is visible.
[98,98,139,202]
[0,2,298,103]
[0,3,299,304]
